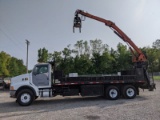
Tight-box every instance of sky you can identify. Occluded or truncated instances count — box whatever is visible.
[0,0,160,69]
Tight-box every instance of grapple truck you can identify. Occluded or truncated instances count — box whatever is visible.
[10,10,155,106]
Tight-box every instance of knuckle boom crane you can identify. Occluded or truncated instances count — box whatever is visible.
[73,9,155,90]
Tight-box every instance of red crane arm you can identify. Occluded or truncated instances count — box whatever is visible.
[74,9,147,63]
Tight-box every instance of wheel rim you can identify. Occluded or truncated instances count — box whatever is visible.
[20,93,31,103]
[109,89,118,98]
[126,88,135,97]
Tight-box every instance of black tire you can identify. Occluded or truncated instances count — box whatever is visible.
[105,86,119,100]
[17,89,35,106]
[122,85,137,99]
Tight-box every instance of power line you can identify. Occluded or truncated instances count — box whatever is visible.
[0,27,24,51]
[0,20,24,45]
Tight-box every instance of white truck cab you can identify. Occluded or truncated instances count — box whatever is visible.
[10,63,52,106]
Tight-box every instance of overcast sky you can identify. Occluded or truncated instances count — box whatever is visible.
[0,0,160,69]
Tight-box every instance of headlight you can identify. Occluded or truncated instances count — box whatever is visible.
[10,86,14,90]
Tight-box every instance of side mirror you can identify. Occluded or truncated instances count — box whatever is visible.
[32,70,37,76]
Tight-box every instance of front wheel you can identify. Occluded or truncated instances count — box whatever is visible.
[17,89,34,106]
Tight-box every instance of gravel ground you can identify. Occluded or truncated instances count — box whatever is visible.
[0,81,160,120]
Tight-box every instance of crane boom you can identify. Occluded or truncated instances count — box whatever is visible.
[73,9,147,68]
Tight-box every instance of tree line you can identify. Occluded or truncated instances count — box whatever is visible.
[0,51,26,77]
[38,39,160,75]
[1,39,160,77]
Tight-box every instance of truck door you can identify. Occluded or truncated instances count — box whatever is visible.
[32,64,50,87]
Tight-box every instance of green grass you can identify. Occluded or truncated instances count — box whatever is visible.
[153,76,160,80]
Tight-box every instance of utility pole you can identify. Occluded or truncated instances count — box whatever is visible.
[26,40,30,73]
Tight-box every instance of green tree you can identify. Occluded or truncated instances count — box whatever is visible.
[83,40,90,58]
[0,51,10,77]
[74,55,92,74]
[116,43,132,71]
[8,57,19,76]
[74,40,84,56]
[152,39,160,49]
[101,49,116,74]
[37,39,160,75]
[16,59,26,75]
[110,48,118,73]
[142,47,159,72]
[0,51,26,77]
[37,47,48,63]
[151,39,160,71]
[90,39,103,54]
[7,57,26,77]
[91,53,102,73]
[59,45,74,74]
[62,45,72,59]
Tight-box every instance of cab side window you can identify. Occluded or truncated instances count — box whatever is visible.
[39,66,48,73]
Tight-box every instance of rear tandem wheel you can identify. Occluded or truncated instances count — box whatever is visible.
[105,86,120,100]
[122,85,137,99]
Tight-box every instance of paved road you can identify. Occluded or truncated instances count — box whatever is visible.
[0,81,159,120]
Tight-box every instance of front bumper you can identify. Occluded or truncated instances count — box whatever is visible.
[10,90,16,98]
